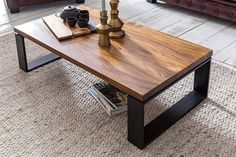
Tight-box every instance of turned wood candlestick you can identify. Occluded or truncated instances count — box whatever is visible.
[96,11,111,47]
[108,0,125,39]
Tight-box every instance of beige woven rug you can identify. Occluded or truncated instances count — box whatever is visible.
[0,34,236,157]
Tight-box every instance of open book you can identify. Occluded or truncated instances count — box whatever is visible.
[89,81,127,116]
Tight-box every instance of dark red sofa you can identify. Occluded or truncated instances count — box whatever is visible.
[147,0,236,22]
[6,0,85,13]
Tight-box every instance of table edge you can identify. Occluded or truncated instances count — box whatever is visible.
[14,19,213,102]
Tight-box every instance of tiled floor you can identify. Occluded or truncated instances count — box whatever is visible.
[0,0,236,71]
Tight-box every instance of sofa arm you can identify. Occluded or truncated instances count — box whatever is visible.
[76,0,85,3]
[147,0,157,3]
[6,0,20,13]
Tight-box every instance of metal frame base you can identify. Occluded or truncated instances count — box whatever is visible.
[128,59,211,149]
[15,33,60,72]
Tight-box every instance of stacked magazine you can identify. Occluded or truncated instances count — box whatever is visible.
[89,81,127,116]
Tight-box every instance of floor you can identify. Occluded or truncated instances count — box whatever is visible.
[0,0,236,71]
[0,1,235,156]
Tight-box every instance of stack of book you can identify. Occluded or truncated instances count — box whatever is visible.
[89,81,127,116]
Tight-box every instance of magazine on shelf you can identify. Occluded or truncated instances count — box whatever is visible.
[89,81,128,116]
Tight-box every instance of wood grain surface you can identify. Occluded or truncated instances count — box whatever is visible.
[14,5,212,101]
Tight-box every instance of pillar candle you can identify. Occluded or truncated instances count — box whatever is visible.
[101,0,106,11]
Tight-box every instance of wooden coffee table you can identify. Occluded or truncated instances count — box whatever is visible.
[14,6,212,149]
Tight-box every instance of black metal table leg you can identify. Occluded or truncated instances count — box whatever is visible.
[128,59,211,149]
[15,33,61,72]
[128,97,144,149]
[194,60,211,97]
